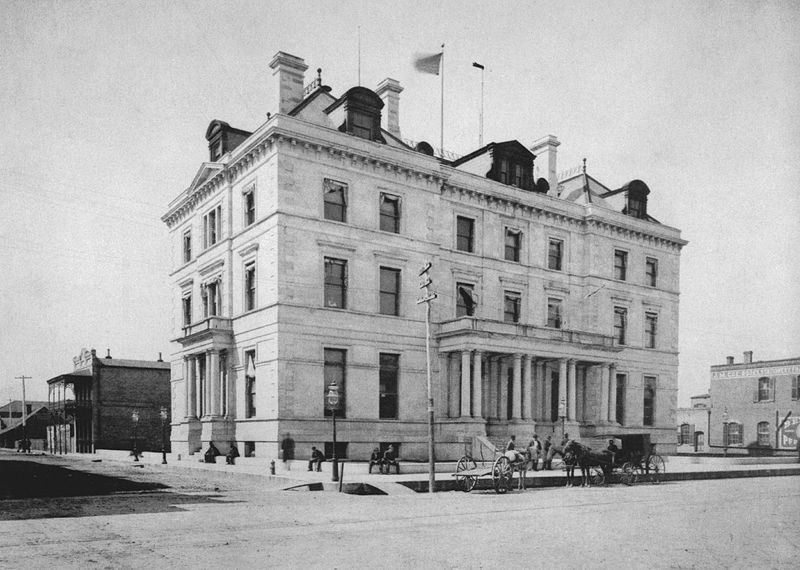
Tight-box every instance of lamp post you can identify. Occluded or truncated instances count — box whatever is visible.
[559,397,567,439]
[326,381,340,482]
[722,408,729,458]
[160,406,168,464]
[131,409,140,461]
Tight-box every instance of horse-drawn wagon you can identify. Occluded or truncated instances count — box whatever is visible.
[566,433,665,486]
[453,439,531,493]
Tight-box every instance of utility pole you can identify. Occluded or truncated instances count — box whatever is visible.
[15,375,31,452]
[417,261,437,493]
[472,62,485,147]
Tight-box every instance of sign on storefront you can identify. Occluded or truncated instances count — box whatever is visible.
[778,416,799,449]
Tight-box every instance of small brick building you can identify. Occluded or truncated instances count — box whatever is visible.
[46,348,171,453]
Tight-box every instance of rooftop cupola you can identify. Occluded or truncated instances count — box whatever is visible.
[325,86,386,143]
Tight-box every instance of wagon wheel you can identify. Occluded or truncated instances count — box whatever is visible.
[492,456,513,494]
[620,462,637,486]
[590,465,605,487]
[646,454,665,484]
[455,456,478,492]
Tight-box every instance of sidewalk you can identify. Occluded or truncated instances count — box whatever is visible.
[26,449,800,495]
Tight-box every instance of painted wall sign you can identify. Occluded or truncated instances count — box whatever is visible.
[711,365,800,379]
[778,416,800,449]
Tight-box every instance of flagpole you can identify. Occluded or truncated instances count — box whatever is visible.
[440,44,444,158]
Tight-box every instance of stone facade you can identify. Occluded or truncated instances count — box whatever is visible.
[709,353,800,453]
[676,394,711,453]
[162,51,686,461]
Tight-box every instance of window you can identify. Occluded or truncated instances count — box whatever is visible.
[643,376,656,426]
[244,261,256,312]
[324,258,347,309]
[379,193,400,233]
[756,377,773,402]
[202,280,221,317]
[499,159,509,184]
[182,230,192,263]
[646,257,658,287]
[243,185,256,227]
[614,307,627,345]
[323,179,347,222]
[793,376,799,400]
[244,441,256,457]
[379,267,400,316]
[324,441,348,459]
[628,195,643,218]
[680,424,691,445]
[547,298,562,328]
[513,163,523,187]
[644,313,657,348]
[757,421,770,447]
[245,350,256,418]
[725,422,742,445]
[548,239,563,271]
[203,205,222,248]
[614,250,628,281]
[350,110,374,140]
[324,348,346,418]
[182,294,192,327]
[615,374,626,424]
[456,216,475,253]
[504,291,521,323]
[456,283,476,317]
[379,353,399,419]
[505,228,521,262]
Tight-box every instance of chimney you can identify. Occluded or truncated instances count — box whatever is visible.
[106,349,112,359]
[376,78,403,138]
[726,356,734,365]
[269,51,308,115]
[743,351,753,364]
[530,135,561,197]
[158,352,163,362]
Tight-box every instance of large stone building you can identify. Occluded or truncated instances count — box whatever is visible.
[162,51,686,461]
[708,352,800,453]
[46,348,170,454]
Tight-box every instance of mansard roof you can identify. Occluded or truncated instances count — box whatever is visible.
[450,140,534,168]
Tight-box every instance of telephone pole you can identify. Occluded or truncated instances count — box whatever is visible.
[15,375,31,451]
[417,261,437,493]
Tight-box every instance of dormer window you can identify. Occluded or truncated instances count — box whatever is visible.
[205,120,253,163]
[451,141,535,191]
[325,87,386,143]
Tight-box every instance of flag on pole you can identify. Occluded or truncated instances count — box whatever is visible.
[414,52,443,75]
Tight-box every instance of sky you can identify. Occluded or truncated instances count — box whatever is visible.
[1,0,798,407]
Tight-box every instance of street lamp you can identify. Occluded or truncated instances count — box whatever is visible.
[131,409,140,461]
[722,408,729,458]
[160,406,168,464]
[326,381,340,482]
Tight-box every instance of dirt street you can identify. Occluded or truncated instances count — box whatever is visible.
[0,454,797,569]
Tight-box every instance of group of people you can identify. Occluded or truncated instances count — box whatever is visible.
[368,445,400,474]
[504,433,559,471]
[203,441,240,465]
[17,438,32,453]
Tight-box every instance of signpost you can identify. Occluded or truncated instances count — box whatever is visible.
[326,381,340,482]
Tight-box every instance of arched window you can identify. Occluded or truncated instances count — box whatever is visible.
[680,424,691,445]
[757,421,770,446]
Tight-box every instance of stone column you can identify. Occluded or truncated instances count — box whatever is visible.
[609,364,618,424]
[199,355,206,417]
[436,353,449,419]
[185,356,196,418]
[535,360,545,421]
[511,354,522,420]
[460,350,471,418]
[558,359,568,418]
[567,359,577,421]
[209,350,220,417]
[600,364,610,423]
[448,353,460,418]
[522,355,533,420]
[499,357,508,421]
[489,357,499,420]
[472,350,483,419]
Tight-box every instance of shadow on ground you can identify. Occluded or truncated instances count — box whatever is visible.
[0,460,238,521]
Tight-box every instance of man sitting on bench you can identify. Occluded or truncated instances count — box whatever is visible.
[368,447,383,474]
[382,444,400,474]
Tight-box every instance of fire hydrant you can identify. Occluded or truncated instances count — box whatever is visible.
[269,460,276,475]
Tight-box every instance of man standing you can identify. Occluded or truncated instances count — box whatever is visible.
[529,434,541,471]
[281,433,295,470]
[506,435,516,451]
[543,435,552,470]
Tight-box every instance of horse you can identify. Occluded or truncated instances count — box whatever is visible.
[546,444,578,486]
[503,450,531,490]
[564,440,613,487]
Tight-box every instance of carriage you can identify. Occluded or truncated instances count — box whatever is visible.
[572,433,666,486]
[452,440,530,494]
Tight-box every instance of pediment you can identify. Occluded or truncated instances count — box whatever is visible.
[187,162,224,194]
